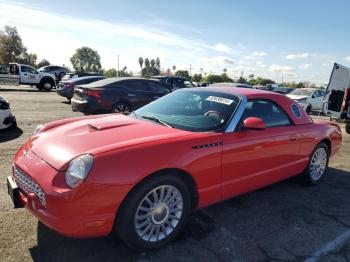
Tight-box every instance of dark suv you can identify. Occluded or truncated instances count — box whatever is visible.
[71,77,170,115]
[151,76,195,91]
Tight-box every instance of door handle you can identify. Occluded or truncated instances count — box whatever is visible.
[23,73,27,75]
[289,137,297,142]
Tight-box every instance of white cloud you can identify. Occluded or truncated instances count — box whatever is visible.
[299,63,312,69]
[269,64,295,75]
[252,51,268,57]
[345,56,350,62]
[286,53,309,60]
[214,43,232,53]
[206,56,234,65]
[0,3,241,70]
[256,61,267,68]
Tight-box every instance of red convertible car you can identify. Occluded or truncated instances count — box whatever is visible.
[7,87,342,250]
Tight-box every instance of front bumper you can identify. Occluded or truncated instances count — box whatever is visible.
[56,87,74,99]
[8,148,132,238]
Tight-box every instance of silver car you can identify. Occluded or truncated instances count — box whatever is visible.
[38,66,69,79]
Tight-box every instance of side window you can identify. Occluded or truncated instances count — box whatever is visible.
[291,104,301,118]
[125,80,149,91]
[148,81,169,93]
[173,79,187,89]
[21,66,36,74]
[242,100,291,127]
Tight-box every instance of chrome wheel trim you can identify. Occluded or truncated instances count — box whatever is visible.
[310,147,327,181]
[134,185,183,242]
[114,103,131,114]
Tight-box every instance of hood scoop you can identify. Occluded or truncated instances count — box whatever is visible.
[88,118,138,131]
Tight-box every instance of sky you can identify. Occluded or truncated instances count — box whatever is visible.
[1,0,350,84]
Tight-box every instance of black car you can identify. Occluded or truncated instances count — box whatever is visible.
[71,77,170,115]
[57,76,105,100]
[151,76,195,90]
[272,87,295,95]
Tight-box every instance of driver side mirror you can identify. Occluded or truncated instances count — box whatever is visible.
[243,117,266,130]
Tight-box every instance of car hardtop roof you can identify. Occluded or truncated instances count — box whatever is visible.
[186,86,284,98]
[82,77,159,88]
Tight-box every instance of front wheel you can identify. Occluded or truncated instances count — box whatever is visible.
[306,104,312,114]
[115,175,191,251]
[346,122,350,134]
[299,142,329,185]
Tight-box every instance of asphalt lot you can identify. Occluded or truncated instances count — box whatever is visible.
[0,85,350,262]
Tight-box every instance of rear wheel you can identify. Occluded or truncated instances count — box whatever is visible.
[299,142,329,185]
[115,175,191,251]
[112,102,131,114]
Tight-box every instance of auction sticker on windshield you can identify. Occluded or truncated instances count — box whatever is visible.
[206,96,234,105]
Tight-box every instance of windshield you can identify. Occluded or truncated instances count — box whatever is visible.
[134,89,240,132]
[290,89,313,96]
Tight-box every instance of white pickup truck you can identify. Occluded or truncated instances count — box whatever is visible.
[323,63,350,134]
[0,63,56,91]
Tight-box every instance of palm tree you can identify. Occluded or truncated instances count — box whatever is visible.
[223,68,227,74]
[150,59,156,68]
[172,65,176,72]
[138,57,143,75]
[145,58,150,77]
[156,57,160,69]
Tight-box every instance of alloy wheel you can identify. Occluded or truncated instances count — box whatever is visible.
[310,147,327,181]
[134,185,183,242]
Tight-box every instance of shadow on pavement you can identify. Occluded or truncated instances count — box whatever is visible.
[0,127,23,143]
[28,167,350,261]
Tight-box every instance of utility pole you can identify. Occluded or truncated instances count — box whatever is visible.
[117,54,120,77]
[281,74,284,86]
[189,64,192,78]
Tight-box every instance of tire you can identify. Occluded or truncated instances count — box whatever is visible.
[40,79,54,91]
[299,142,330,185]
[112,102,132,114]
[306,104,312,114]
[115,175,192,251]
[345,122,350,134]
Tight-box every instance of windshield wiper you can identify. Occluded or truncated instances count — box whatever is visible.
[141,115,173,128]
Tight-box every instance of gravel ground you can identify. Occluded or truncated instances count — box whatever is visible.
[0,86,349,262]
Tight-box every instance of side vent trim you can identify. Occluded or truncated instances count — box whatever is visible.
[192,142,223,149]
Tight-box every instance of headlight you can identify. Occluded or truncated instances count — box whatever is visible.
[297,98,307,103]
[33,124,44,135]
[65,154,94,188]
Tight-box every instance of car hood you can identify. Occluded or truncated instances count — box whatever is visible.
[28,114,192,170]
[287,94,310,100]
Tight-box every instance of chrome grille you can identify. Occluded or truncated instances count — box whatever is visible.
[13,167,46,207]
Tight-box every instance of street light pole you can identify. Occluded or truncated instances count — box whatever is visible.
[117,54,120,77]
